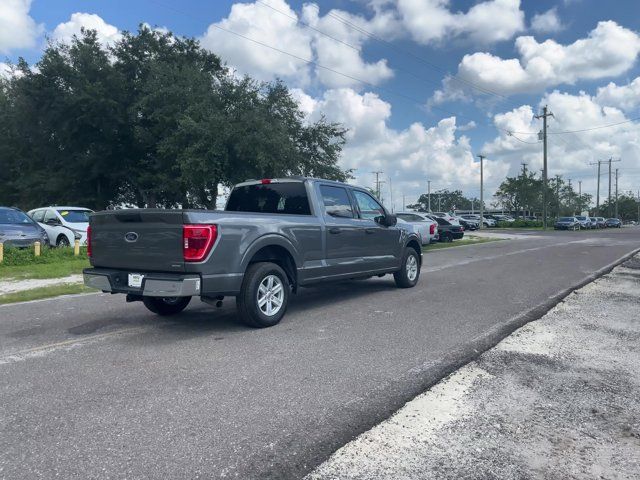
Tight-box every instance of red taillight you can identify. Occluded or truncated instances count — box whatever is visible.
[86,225,92,257]
[461,226,465,231]
[183,224,217,262]
[260,179,272,184]
[430,224,436,235]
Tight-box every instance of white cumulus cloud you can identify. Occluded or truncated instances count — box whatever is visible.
[200,0,394,88]
[595,77,640,112]
[396,0,525,45]
[292,87,509,207]
[434,21,640,101]
[52,13,122,47]
[0,0,43,54]
[531,7,563,33]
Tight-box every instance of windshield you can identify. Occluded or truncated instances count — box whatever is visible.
[57,209,91,223]
[0,209,34,225]
[576,216,586,220]
[559,217,574,222]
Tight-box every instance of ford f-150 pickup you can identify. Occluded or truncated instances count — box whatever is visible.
[84,177,422,327]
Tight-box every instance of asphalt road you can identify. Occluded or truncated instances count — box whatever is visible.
[1,228,639,479]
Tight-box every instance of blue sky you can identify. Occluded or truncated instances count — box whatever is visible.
[3,0,640,208]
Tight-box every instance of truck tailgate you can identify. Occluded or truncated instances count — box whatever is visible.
[90,210,185,272]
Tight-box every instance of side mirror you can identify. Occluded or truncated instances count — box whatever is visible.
[46,219,60,226]
[376,213,397,227]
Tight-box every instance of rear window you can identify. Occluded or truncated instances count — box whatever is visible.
[226,182,311,215]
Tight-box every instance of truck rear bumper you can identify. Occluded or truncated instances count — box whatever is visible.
[83,268,244,297]
[83,268,201,297]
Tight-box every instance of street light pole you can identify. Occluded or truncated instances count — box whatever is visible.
[535,106,554,229]
[478,154,485,230]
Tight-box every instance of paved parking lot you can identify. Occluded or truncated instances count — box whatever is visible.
[1,228,639,479]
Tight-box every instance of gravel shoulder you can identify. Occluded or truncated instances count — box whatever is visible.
[307,255,640,480]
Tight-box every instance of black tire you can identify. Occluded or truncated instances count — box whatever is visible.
[394,247,420,288]
[236,262,290,328]
[142,296,191,316]
[56,235,70,247]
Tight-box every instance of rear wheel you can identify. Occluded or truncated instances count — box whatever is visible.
[236,262,289,328]
[394,247,420,288]
[142,296,191,316]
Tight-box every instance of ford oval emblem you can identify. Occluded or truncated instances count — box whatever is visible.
[124,232,139,243]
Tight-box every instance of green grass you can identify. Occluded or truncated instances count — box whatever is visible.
[0,284,93,305]
[423,236,503,251]
[0,246,89,280]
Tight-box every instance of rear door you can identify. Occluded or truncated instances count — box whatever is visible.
[318,184,368,277]
[90,210,185,272]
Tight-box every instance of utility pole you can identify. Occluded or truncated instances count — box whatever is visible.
[535,106,554,229]
[555,174,561,218]
[578,180,582,214]
[615,168,619,218]
[478,154,485,230]
[402,194,405,211]
[427,180,431,212]
[589,160,605,213]
[568,178,573,214]
[521,162,528,217]
[388,176,393,212]
[607,158,621,217]
[438,194,441,212]
[371,171,384,199]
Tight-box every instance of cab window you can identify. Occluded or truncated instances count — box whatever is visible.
[320,185,354,218]
[353,190,385,220]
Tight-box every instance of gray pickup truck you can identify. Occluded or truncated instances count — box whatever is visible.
[84,177,422,327]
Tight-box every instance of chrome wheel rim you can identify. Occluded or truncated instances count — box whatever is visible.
[406,254,418,281]
[257,274,284,317]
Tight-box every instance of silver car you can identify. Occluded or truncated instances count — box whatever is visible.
[0,207,50,248]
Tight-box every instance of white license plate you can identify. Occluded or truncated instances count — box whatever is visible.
[128,273,144,288]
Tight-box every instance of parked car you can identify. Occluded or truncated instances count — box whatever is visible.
[432,212,460,225]
[460,214,494,228]
[575,216,592,229]
[0,207,50,248]
[595,217,607,228]
[458,218,478,231]
[28,206,92,247]
[396,212,438,244]
[493,214,515,223]
[554,217,580,230]
[431,216,465,242]
[605,218,622,228]
[589,217,598,229]
[84,177,422,328]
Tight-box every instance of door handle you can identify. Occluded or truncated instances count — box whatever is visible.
[329,227,341,234]
[365,228,376,234]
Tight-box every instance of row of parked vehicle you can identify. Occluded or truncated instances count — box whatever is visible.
[395,211,471,245]
[554,216,622,230]
[0,205,92,248]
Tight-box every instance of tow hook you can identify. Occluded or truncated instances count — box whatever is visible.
[126,294,143,303]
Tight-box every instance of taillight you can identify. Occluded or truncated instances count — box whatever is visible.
[86,225,92,257]
[430,224,435,235]
[260,179,272,184]
[461,226,465,231]
[183,224,217,262]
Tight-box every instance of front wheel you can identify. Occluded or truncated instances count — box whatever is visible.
[236,262,290,328]
[394,247,420,288]
[142,296,191,316]
[56,235,70,247]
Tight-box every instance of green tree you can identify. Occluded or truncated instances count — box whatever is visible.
[407,189,483,212]
[0,26,349,211]
[599,193,639,221]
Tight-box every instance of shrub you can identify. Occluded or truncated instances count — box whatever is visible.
[0,245,88,267]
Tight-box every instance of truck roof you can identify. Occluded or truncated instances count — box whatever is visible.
[236,177,364,190]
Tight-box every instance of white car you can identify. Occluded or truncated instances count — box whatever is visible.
[28,206,92,247]
[460,214,496,227]
[432,212,461,225]
[396,212,438,245]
